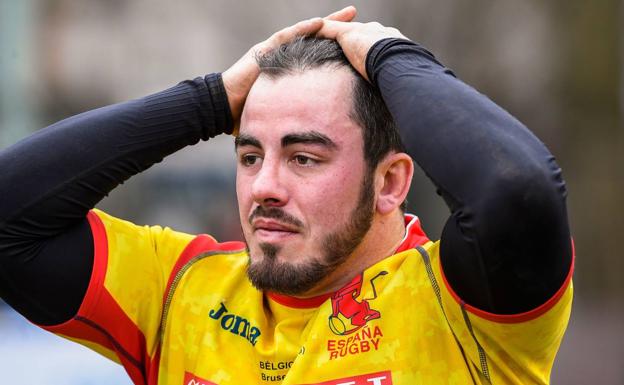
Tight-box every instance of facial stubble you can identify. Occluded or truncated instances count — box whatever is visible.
[245,172,375,295]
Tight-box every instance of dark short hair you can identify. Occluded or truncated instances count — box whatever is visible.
[256,37,405,172]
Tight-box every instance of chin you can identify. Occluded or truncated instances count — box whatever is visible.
[245,247,329,295]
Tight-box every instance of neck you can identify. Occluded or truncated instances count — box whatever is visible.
[299,211,406,297]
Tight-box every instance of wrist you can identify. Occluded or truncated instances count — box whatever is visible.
[204,73,234,136]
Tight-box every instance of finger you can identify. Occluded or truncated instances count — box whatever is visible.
[286,17,324,37]
[315,19,355,40]
[269,17,324,46]
[324,6,357,22]
[292,17,324,36]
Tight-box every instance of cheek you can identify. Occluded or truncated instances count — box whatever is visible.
[304,168,364,225]
[236,174,251,222]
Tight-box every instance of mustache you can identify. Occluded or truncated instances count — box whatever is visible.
[249,206,304,229]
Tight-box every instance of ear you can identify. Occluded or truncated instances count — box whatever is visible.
[375,152,414,215]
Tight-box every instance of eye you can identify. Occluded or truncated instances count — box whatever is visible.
[291,154,317,167]
[240,154,261,167]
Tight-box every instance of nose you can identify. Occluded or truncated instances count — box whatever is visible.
[251,157,288,207]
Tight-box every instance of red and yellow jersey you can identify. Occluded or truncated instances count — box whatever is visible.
[41,209,573,385]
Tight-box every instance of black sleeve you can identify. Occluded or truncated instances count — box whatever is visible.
[366,39,572,314]
[0,73,232,325]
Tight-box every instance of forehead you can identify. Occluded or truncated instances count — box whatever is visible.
[239,67,362,147]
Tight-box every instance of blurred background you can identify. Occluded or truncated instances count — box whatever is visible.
[0,0,622,383]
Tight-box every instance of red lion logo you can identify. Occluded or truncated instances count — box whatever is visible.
[328,271,387,335]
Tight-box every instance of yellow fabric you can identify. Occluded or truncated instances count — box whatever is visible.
[95,209,197,358]
[78,210,572,385]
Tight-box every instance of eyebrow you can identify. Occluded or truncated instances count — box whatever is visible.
[234,131,338,151]
[234,134,262,150]
[281,131,338,150]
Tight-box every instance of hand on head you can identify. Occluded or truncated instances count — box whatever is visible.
[315,17,407,81]
[222,6,407,135]
[222,6,356,135]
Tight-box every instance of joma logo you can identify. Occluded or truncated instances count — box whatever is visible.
[208,302,261,346]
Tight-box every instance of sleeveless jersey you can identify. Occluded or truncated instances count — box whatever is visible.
[40,209,573,385]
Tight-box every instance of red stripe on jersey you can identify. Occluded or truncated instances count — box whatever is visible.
[162,236,245,297]
[163,234,219,294]
[147,236,246,383]
[148,234,221,384]
[42,211,150,384]
[267,291,333,309]
[73,289,149,384]
[395,214,430,253]
[39,211,107,330]
[439,238,575,324]
[147,346,161,385]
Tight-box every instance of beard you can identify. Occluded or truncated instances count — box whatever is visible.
[245,171,375,295]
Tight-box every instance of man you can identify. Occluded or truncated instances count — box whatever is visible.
[0,6,573,385]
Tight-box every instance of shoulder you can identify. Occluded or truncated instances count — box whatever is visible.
[166,234,248,287]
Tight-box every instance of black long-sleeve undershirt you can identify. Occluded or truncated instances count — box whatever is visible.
[367,39,571,313]
[0,74,231,324]
[0,39,571,326]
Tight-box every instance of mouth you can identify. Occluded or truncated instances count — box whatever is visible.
[252,219,300,241]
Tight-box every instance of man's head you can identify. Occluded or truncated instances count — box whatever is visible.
[256,37,405,172]
[235,37,413,296]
